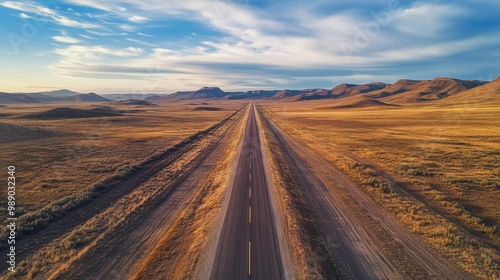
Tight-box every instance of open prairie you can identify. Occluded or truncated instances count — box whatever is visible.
[0,101,243,222]
[1,97,497,280]
[259,98,500,278]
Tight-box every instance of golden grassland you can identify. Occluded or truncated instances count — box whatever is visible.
[133,104,248,280]
[1,102,246,279]
[260,99,499,279]
[0,101,243,222]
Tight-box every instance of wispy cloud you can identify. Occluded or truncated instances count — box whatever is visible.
[19,12,30,18]
[126,38,157,47]
[128,15,149,23]
[52,35,80,44]
[1,0,99,29]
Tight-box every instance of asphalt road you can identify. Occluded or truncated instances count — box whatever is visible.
[212,104,283,279]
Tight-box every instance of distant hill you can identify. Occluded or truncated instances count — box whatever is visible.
[439,76,499,104]
[0,92,49,103]
[103,93,166,101]
[362,78,487,103]
[58,93,111,102]
[111,99,159,106]
[0,90,111,104]
[162,87,228,101]
[21,106,122,119]
[366,79,423,99]
[376,78,487,103]
[271,90,304,99]
[35,89,81,98]
[228,90,280,100]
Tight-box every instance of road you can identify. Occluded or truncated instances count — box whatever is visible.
[211,104,283,279]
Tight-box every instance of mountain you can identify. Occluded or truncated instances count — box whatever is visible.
[266,82,388,101]
[0,91,111,103]
[110,99,159,106]
[58,93,111,102]
[228,90,280,100]
[0,77,493,104]
[161,87,228,101]
[102,93,167,101]
[332,82,388,96]
[0,92,46,103]
[35,89,81,98]
[371,78,487,103]
[270,90,304,99]
[439,76,499,104]
[366,79,423,99]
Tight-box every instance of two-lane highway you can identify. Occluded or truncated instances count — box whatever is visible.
[212,104,283,279]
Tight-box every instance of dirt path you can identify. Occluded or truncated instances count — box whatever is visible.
[259,106,471,279]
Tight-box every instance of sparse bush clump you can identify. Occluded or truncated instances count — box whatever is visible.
[366,177,395,193]
[399,164,433,176]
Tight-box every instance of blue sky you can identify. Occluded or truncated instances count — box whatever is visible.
[0,0,499,93]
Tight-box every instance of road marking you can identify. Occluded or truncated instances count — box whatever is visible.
[249,206,252,224]
[248,241,251,275]
[249,187,252,198]
[250,162,252,169]
[249,173,252,182]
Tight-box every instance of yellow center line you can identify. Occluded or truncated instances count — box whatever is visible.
[249,187,252,198]
[249,173,252,182]
[248,241,251,275]
[249,206,252,224]
[250,162,252,169]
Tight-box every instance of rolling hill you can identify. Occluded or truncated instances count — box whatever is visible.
[438,76,500,104]
[366,78,487,103]
[0,90,111,104]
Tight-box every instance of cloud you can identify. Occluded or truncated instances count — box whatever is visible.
[1,1,99,29]
[19,12,31,18]
[137,32,153,37]
[52,35,81,44]
[54,45,144,63]
[126,38,157,47]
[393,3,466,38]
[128,15,149,23]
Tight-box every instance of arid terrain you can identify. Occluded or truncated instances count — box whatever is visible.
[0,78,499,280]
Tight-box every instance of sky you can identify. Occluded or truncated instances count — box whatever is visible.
[0,0,499,93]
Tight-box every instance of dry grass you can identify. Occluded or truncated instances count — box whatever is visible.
[256,107,324,279]
[132,105,248,280]
[261,99,499,279]
[0,101,243,223]
[0,101,245,279]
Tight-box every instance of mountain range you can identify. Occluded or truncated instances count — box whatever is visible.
[0,77,497,105]
[0,89,110,104]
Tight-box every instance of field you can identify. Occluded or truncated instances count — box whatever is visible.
[0,101,242,225]
[0,97,498,280]
[260,99,500,278]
